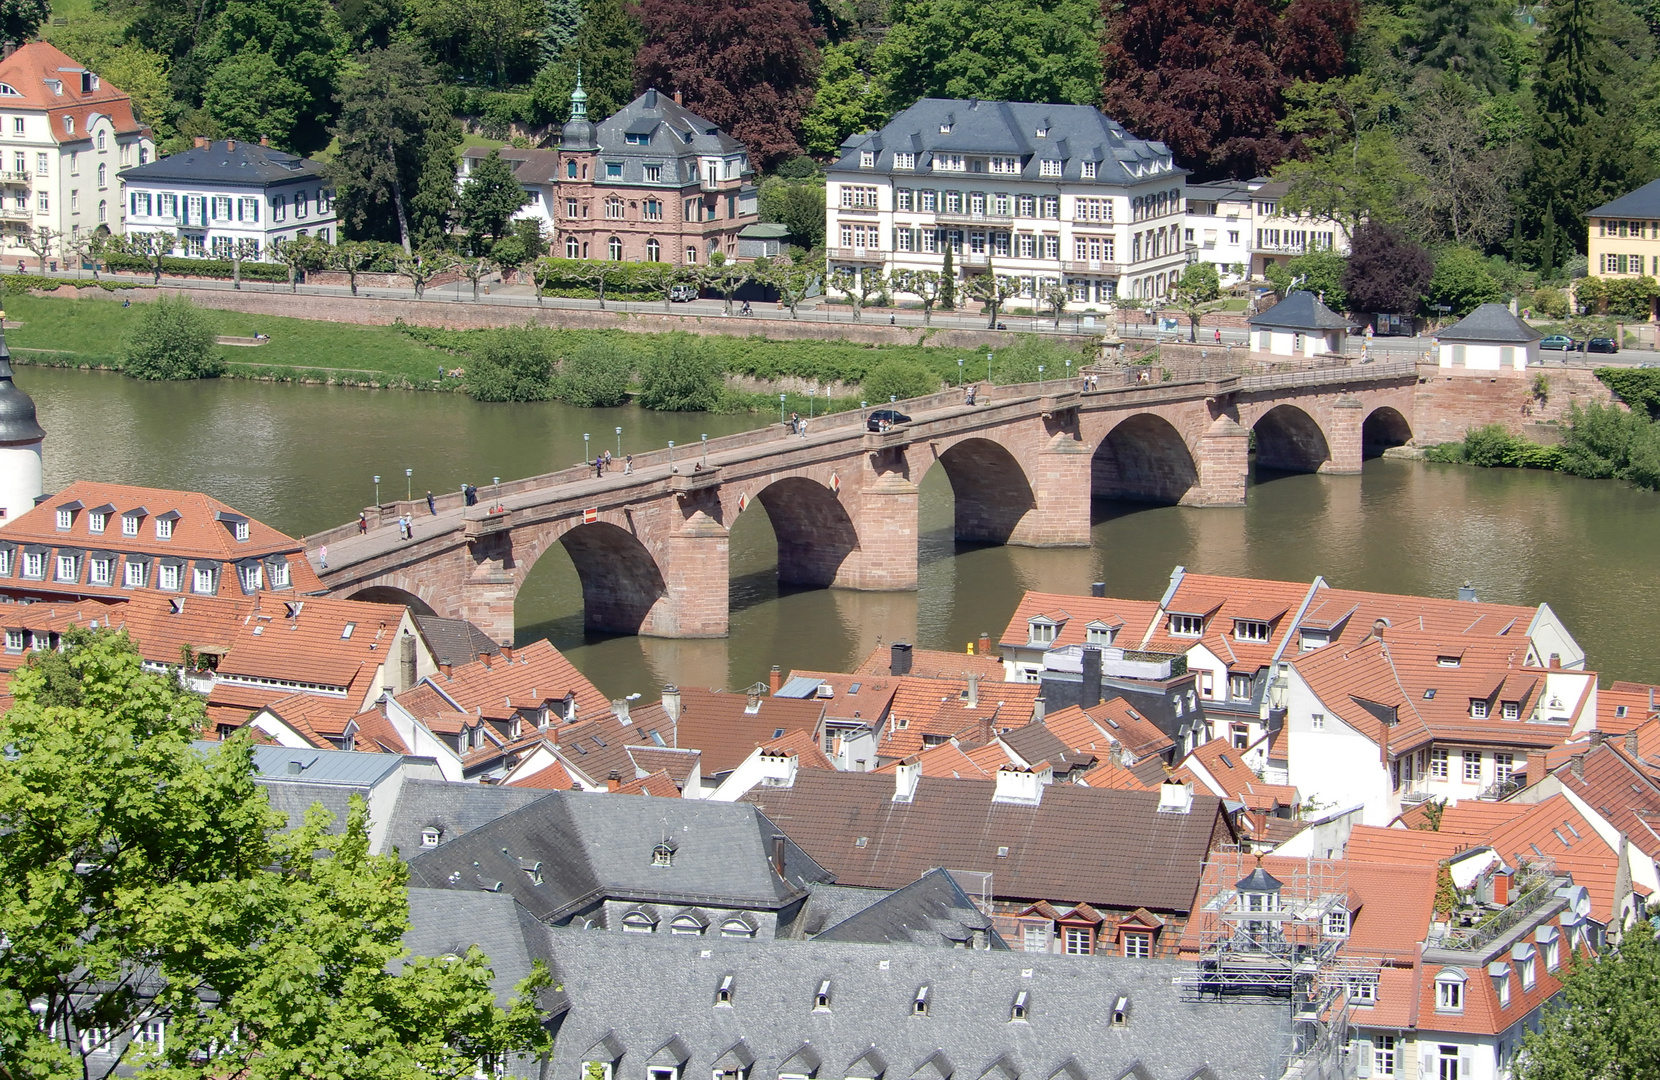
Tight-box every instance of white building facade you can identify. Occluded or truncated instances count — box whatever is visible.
[119,138,336,261]
[0,42,155,267]
[826,98,1191,311]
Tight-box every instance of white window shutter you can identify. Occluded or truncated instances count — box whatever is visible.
[1461,1057,1472,1079]
[1422,1054,1435,1078]
[1355,1040,1372,1078]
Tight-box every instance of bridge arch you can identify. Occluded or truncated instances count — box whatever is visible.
[1091,413,1199,504]
[1363,406,1413,458]
[554,521,668,634]
[348,585,437,615]
[1252,404,1331,473]
[928,437,1038,543]
[746,475,861,587]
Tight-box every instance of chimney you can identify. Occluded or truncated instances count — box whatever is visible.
[1549,653,1561,669]
[747,688,762,713]
[225,139,236,151]
[1626,729,1640,758]
[1526,749,1547,784]
[606,769,621,792]
[1492,870,1510,906]
[286,759,304,775]
[1570,752,1585,781]
[1371,619,1388,641]
[646,88,658,108]
[891,642,913,677]
[770,665,782,694]
[501,644,516,662]
[893,757,921,802]
[771,834,787,878]
[993,765,1043,805]
[965,672,980,708]
[1082,646,1103,708]
[661,684,681,723]
[674,90,683,105]
[259,135,269,147]
[1091,581,1106,598]
[477,652,492,669]
[194,135,208,149]
[1157,780,1194,814]
[612,697,631,724]
[1589,730,1607,748]
[399,634,416,691]
[977,631,991,655]
[438,662,452,678]
[1032,697,1046,724]
[1457,582,1478,602]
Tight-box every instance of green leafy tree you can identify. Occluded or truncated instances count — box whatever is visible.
[761,254,818,319]
[637,333,721,411]
[567,0,643,119]
[326,239,382,296]
[1040,281,1069,327]
[701,253,751,316]
[122,295,225,380]
[408,119,465,249]
[874,0,1101,110]
[554,338,634,406]
[271,234,329,292]
[863,357,938,401]
[757,178,826,250]
[1280,249,1349,312]
[1425,246,1504,315]
[1274,76,1415,236]
[464,325,555,401]
[893,268,945,324]
[0,0,48,46]
[1603,276,1660,318]
[455,254,497,301]
[829,265,884,319]
[540,0,583,61]
[201,48,312,151]
[965,271,1020,329]
[801,40,888,156]
[406,0,544,85]
[492,235,530,283]
[330,43,448,254]
[396,248,457,300]
[1171,260,1223,341]
[456,151,529,245]
[940,245,956,309]
[1516,907,1660,1080]
[1403,0,1517,95]
[194,0,346,154]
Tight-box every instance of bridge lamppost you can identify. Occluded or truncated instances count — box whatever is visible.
[987,351,993,383]
[405,468,412,502]
[615,426,622,457]
[373,475,380,505]
[493,477,500,509]
[701,434,708,466]
[808,386,816,421]
[667,440,675,469]
[583,432,590,466]
[779,393,787,426]
[1065,357,1072,382]
[1038,364,1044,385]
[957,358,964,385]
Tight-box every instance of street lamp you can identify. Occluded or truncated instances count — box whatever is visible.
[808,386,816,421]
[583,432,590,466]
[405,468,412,502]
[373,475,381,504]
[780,393,787,426]
[701,433,708,466]
[957,358,965,385]
[987,351,993,382]
[1065,357,1072,381]
[493,477,500,509]
[615,426,622,457]
[668,440,675,468]
[1038,364,1044,383]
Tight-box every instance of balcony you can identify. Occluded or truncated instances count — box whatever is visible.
[837,205,880,217]
[0,171,31,185]
[1061,260,1122,276]
[0,206,30,221]
[828,247,885,262]
[959,253,990,267]
[935,210,1013,226]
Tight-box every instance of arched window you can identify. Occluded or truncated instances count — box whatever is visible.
[97,199,106,222]
[96,131,105,151]
[669,914,705,936]
[608,236,622,260]
[646,238,659,261]
[720,918,756,939]
[621,911,656,933]
[96,163,106,188]
[566,160,577,178]
[566,237,579,258]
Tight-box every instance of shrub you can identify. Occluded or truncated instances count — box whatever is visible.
[121,296,224,380]
[555,339,634,407]
[862,358,939,402]
[1530,287,1569,320]
[636,333,721,411]
[1462,424,1522,467]
[464,326,553,402]
[1595,367,1660,418]
[987,335,1091,384]
[102,252,291,282]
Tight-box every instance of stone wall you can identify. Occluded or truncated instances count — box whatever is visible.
[1411,364,1616,445]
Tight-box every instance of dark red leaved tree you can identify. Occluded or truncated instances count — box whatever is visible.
[1341,222,1434,315]
[634,0,821,167]
[1101,0,1359,179]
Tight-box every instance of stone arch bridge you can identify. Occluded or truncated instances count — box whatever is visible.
[308,363,1419,642]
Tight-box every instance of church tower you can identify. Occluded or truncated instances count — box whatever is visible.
[0,312,45,527]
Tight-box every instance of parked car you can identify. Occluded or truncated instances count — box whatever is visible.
[866,408,911,432]
[1539,335,1576,351]
[668,284,698,303]
[1587,337,1620,353]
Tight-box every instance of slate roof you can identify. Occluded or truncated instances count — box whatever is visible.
[546,87,749,181]
[380,777,551,858]
[540,927,1295,1080]
[832,98,1185,188]
[1438,303,1542,344]
[119,138,326,189]
[404,790,833,922]
[413,614,502,667]
[1247,291,1353,332]
[1587,178,1660,219]
[813,867,1006,948]
[404,888,563,1011]
[744,771,1231,914]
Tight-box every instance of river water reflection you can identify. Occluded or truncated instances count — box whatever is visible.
[28,366,1660,698]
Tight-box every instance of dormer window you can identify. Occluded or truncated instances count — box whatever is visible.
[1112,995,1128,1026]
[894,152,915,170]
[1010,990,1029,1021]
[938,121,953,134]
[1234,619,1270,642]
[1470,699,1490,719]
[234,521,249,541]
[155,517,174,539]
[1039,159,1062,177]
[1170,614,1204,637]
[1082,161,1097,178]
[912,985,930,1015]
[1502,701,1519,720]
[1435,970,1465,1012]
[670,913,705,936]
[715,974,734,1003]
[64,116,73,134]
[88,511,106,533]
[1324,909,1349,937]
[622,911,656,933]
[1028,619,1057,645]
[420,827,441,847]
[1299,631,1328,651]
[814,980,831,1010]
[1437,655,1461,667]
[121,513,140,536]
[1491,963,1511,1007]
[652,841,677,867]
[859,150,874,168]
[1035,126,1049,138]
[1085,623,1114,645]
[719,917,755,939]
[55,508,73,529]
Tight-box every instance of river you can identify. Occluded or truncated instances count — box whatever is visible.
[25,366,1660,697]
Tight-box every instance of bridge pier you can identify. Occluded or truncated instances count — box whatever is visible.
[843,471,919,590]
[651,509,730,638]
[1319,397,1365,475]
[1009,436,1093,547]
[1184,416,1250,507]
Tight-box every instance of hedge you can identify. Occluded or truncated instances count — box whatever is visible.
[1,275,147,294]
[533,258,673,300]
[1595,366,1660,418]
[102,253,293,283]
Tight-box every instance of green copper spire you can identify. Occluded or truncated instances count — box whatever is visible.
[571,63,587,119]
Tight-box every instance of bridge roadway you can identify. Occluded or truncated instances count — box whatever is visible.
[307,362,1420,642]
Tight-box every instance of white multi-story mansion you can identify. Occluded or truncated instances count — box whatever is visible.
[825,98,1191,311]
[119,138,336,261]
[0,42,155,267]
[1184,178,1347,284]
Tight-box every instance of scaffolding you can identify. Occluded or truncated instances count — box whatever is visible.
[1176,847,1364,1080]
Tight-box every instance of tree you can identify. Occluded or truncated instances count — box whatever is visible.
[893,268,945,324]
[1102,0,1358,178]
[863,358,938,401]
[565,260,619,309]
[464,326,555,401]
[874,0,1101,111]
[0,627,552,1080]
[408,119,465,250]
[229,236,262,289]
[119,231,174,284]
[1170,261,1222,341]
[1278,249,1348,312]
[199,47,313,154]
[330,43,447,254]
[1400,76,1526,249]
[540,0,582,61]
[492,235,529,284]
[326,239,381,296]
[1425,246,1504,316]
[193,0,346,154]
[757,178,826,250]
[455,254,496,301]
[939,245,956,309]
[762,254,817,319]
[1040,281,1069,327]
[563,0,644,120]
[0,0,47,45]
[701,253,751,315]
[637,333,722,411]
[456,151,530,248]
[406,0,544,85]
[1604,276,1660,318]
[634,0,821,166]
[829,265,884,319]
[19,225,56,273]
[396,249,457,300]
[802,41,887,156]
[640,260,686,311]
[123,295,225,380]
[1342,222,1433,315]
[1515,914,1660,1080]
[965,271,1020,329]
[554,338,633,406]
[1403,0,1517,96]
[1274,76,1413,236]
[271,235,327,292]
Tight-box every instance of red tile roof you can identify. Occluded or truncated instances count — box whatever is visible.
[754,728,838,772]
[0,43,148,141]
[503,756,578,790]
[422,639,609,722]
[874,741,994,780]
[657,688,827,774]
[624,745,702,786]
[1139,573,1312,670]
[1595,682,1659,735]
[853,644,1007,681]
[998,592,1163,652]
[878,675,1041,758]
[615,769,680,797]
